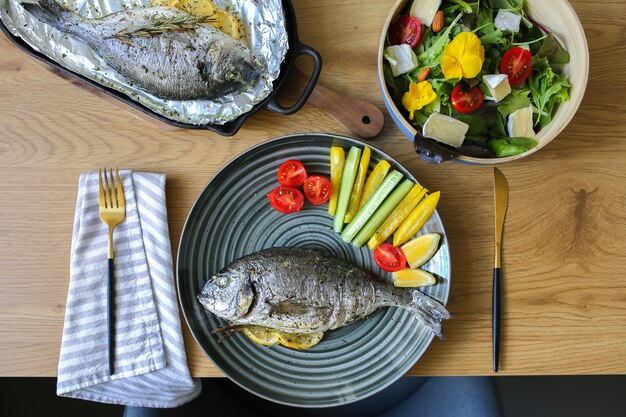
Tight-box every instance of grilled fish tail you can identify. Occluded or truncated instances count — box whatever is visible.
[405,289,451,339]
[21,0,78,33]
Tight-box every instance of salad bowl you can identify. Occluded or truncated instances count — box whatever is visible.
[378,0,589,164]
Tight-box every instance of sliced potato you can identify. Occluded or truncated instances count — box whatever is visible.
[216,9,241,40]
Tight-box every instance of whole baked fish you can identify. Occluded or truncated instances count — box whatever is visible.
[21,0,263,99]
[198,247,450,339]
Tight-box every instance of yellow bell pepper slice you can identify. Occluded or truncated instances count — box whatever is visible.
[359,160,391,211]
[393,191,440,247]
[367,184,426,249]
[344,147,371,223]
[328,147,345,216]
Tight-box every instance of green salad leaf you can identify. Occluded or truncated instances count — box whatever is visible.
[418,13,463,68]
[485,0,524,12]
[497,89,532,116]
[537,33,571,64]
[528,56,570,127]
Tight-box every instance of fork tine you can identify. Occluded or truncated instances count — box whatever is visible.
[98,168,106,208]
[115,167,125,207]
[109,168,119,209]
[103,168,113,209]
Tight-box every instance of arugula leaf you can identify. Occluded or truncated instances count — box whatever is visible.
[449,0,474,13]
[528,56,570,127]
[485,0,524,12]
[418,13,463,68]
[537,33,571,64]
[497,89,532,116]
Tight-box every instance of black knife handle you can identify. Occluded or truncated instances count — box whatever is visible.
[493,267,501,372]
[108,257,115,376]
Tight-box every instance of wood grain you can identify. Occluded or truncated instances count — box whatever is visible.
[1,0,626,377]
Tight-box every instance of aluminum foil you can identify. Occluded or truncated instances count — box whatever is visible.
[0,0,288,125]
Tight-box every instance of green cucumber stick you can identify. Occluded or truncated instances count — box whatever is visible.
[352,179,414,247]
[333,147,362,233]
[341,170,403,242]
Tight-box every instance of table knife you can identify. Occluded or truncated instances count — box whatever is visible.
[493,168,509,372]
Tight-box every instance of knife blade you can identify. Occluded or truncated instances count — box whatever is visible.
[493,168,509,372]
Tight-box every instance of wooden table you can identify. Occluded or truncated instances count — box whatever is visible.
[1,0,625,377]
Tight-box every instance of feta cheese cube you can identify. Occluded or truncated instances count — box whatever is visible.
[495,10,522,33]
[507,106,535,138]
[483,74,512,102]
[422,113,469,148]
[410,0,442,27]
[385,44,419,77]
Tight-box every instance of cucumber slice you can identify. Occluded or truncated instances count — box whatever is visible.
[333,147,362,233]
[341,170,403,242]
[352,179,414,247]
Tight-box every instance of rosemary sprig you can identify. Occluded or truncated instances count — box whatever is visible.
[108,13,217,40]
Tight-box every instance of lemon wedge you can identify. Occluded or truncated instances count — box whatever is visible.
[393,268,437,288]
[401,233,441,269]
[243,327,280,347]
[278,332,324,350]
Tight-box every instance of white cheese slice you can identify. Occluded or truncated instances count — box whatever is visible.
[495,10,522,32]
[507,106,535,138]
[483,74,512,102]
[422,113,469,148]
[410,0,442,27]
[385,44,419,77]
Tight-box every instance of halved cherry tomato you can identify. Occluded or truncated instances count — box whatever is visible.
[500,47,532,86]
[267,186,304,214]
[303,175,332,206]
[450,84,485,113]
[374,244,407,272]
[389,15,423,48]
[277,160,307,187]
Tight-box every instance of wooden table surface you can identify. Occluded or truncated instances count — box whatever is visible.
[1,0,625,377]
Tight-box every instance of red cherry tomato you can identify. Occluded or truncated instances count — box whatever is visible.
[267,186,304,214]
[374,244,407,272]
[277,160,307,187]
[389,15,423,48]
[500,47,533,86]
[450,84,485,113]
[303,175,332,206]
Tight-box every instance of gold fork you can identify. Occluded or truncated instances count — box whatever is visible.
[98,167,126,375]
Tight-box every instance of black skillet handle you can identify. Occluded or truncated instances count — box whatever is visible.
[493,267,501,373]
[266,42,322,116]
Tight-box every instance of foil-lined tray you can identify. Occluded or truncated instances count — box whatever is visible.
[0,0,288,125]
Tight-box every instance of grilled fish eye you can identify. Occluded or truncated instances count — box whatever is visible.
[216,276,230,288]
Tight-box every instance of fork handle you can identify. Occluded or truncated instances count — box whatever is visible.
[108,257,115,375]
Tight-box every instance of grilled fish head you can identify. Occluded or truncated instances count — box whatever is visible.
[199,39,263,97]
[198,267,254,321]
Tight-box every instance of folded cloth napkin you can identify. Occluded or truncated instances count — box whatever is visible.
[57,171,201,407]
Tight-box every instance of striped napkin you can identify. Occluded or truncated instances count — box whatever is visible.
[57,171,201,407]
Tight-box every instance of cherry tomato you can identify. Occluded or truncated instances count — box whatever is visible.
[267,186,304,214]
[450,84,485,113]
[374,244,407,272]
[303,175,332,206]
[389,15,423,48]
[277,160,307,187]
[499,47,532,86]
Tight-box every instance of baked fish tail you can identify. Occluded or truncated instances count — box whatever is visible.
[21,0,79,33]
[403,289,452,339]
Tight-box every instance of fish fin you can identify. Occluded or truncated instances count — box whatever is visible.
[405,290,451,339]
[212,325,244,342]
[20,0,73,32]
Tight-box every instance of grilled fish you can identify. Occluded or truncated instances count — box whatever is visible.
[21,0,264,99]
[198,248,450,339]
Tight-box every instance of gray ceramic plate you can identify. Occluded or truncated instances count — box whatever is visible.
[177,133,450,407]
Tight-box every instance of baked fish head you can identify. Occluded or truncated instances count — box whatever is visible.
[198,265,254,322]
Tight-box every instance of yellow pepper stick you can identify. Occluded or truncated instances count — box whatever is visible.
[393,191,441,247]
[359,160,391,211]
[328,147,345,216]
[344,147,371,223]
[368,184,426,250]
